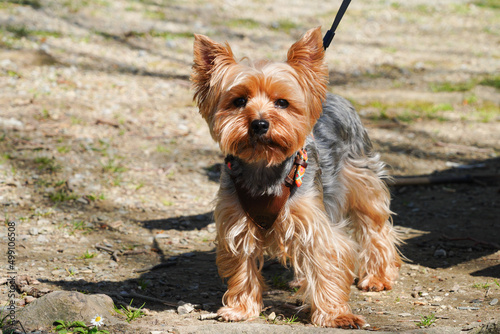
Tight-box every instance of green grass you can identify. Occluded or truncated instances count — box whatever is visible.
[480,75,500,89]
[416,313,436,327]
[270,19,300,33]
[49,189,77,203]
[225,18,261,29]
[472,282,492,289]
[430,80,476,92]
[357,100,453,123]
[34,156,61,172]
[101,158,127,173]
[114,299,146,323]
[4,0,42,8]
[473,0,500,9]
[284,314,299,324]
[78,250,96,259]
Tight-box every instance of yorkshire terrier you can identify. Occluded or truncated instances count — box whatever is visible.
[191,27,401,328]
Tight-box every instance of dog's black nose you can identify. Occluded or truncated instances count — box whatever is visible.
[251,120,269,136]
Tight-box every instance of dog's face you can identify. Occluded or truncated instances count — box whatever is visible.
[192,27,327,166]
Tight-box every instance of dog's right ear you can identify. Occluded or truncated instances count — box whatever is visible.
[191,35,236,114]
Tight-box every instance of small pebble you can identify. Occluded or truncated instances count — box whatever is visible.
[434,249,446,258]
[177,301,195,315]
[490,298,498,306]
[268,312,276,321]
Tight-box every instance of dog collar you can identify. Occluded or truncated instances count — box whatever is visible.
[225,149,308,230]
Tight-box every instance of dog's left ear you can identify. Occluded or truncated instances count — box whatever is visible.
[287,27,328,119]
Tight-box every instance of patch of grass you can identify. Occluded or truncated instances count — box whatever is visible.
[472,282,492,289]
[57,145,71,153]
[226,18,261,29]
[156,144,170,153]
[144,9,167,20]
[65,220,94,235]
[49,189,77,203]
[78,250,96,259]
[415,313,436,327]
[480,75,500,89]
[114,299,146,323]
[34,156,61,172]
[430,80,476,92]
[6,0,42,9]
[101,158,127,173]
[284,314,299,324]
[5,25,62,39]
[0,153,12,165]
[149,30,192,39]
[473,0,500,9]
[86,193,106,201]
[137,279,149,291]
[270,19,299,33]
[415,4,437,14]
[358,100,453,123]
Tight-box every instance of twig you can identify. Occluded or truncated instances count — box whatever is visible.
[122,291,178,307]
[122,250,149,256]
[199,313,219,320]
[95,118,120,128]
[95,244,120,262]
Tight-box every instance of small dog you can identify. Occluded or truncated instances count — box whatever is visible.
[191,27,401,328]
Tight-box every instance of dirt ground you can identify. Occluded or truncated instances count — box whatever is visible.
[0,0,499,333]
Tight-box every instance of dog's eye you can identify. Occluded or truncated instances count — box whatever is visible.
[233,97,247,108]
[275,99,289,109]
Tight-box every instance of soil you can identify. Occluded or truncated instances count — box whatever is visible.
[0,0,499,333]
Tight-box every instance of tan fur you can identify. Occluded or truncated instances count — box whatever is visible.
[341,156,402,291]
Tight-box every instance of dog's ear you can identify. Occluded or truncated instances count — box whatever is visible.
[192,35,236,114]
[286,27,328,119]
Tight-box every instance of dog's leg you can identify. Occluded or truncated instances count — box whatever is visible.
[341,155,402,291]
[284,197,365,328]
[217,247,265,321]
[214,192,265,321]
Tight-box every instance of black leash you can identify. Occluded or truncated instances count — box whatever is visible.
[323,0,352,50]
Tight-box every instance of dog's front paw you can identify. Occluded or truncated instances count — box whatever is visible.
[311,310,365,329]
[217,306,258,322]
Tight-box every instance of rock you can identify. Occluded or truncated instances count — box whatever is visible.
[490,298,498,306]
[24,296,35,304]
[0,117,24,130]
[434,248,447,258]
[17,291,122,330]
[177,301,195,315]
[398,313,412,317]
[268,312,277,321]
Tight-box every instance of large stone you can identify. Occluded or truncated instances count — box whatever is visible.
[16,291,123,331]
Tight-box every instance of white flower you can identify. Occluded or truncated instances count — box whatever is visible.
[91,314,104,327]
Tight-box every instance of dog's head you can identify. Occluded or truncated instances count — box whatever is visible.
[191,27,327,166]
